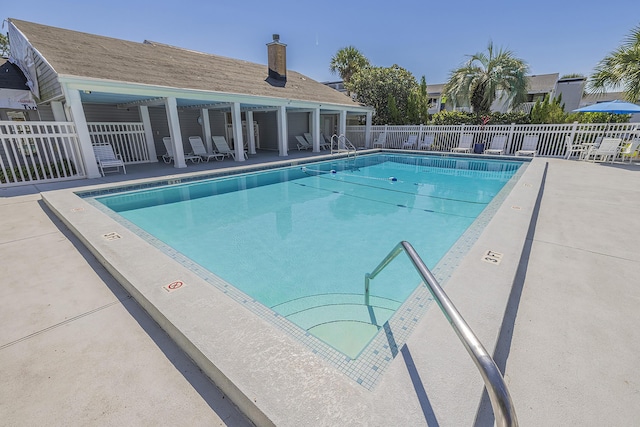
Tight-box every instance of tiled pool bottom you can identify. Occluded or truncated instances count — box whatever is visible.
[82,161,528,390]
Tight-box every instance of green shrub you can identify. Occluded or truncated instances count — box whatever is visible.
[568,112,631,124]
[430,110,530,125]
[430,110,477,125]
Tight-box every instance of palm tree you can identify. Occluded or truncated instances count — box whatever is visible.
[443,42,529,114]
[329,46,369,95]
[588,24,640,102]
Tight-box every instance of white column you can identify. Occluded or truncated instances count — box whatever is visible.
[65,87,101,178]
[311,108,321,152]
[200,109,213,153]
[165,97,186,168]
[277,105,288,156]
[246,111,256,155]
[139,106,158,162]
[365,111,372,148]
[339,110,347,137]
[230,102,245,162]
[51,101,67,121]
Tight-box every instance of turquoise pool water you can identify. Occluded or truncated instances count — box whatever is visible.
[94,154,521,359]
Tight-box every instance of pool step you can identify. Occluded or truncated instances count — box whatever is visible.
[272,293,402,358]
[286,303,396,329]
[273,293,400,317]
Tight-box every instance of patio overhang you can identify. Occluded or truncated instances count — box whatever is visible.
[56,75,374,116]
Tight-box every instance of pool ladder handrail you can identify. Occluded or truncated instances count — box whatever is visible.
[364,241,518,427]
[330,134,357,158]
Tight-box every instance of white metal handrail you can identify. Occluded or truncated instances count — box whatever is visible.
[365,241,518,427]
[330,134,357,158]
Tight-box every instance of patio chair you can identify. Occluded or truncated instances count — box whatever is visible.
[585,137,623,163]
[515,135,539,156]
[418,134,435,150]
[619,139,640,163]
[319,133,331,150]
[564,135,589,160]
[484,134,508,155]
[372,132,386,149]
[295,135,313,150]
[188,136,224,162]
[93,144,126,176]
[402,135,418,149]
[298,132,326,150]
[212,135,248,160]
[162,137,201,164]
[451,133,474,153]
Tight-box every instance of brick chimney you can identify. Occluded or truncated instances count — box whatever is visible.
[267,34,286,82]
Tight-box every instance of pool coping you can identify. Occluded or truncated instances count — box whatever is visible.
[41,154,546,426]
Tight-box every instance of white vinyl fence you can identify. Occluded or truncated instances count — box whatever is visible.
[346,122,640,156]
[88,122,150,164]
[0,121,85,186]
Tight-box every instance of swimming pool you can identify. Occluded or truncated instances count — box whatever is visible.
[87,153,523,364]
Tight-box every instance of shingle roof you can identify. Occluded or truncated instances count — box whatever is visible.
[527,73,559,94]
[9,19,363,108]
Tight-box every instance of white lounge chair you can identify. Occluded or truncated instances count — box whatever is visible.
[564,135,589,160]
[485,135,508,155]
[212,135,247,160]
[162,137,201,164]
[93,144,126,176]
[303,133,316,149]
[402,135,418,149]
[295,135,313,150]
[418,134,435,150]
[619,139,640,163]
[451,133,474,153]
[372,132,386,149]
[585,137,622,163]
[188,136,224,162]
[515,135,539,156]
[319,133,331,150]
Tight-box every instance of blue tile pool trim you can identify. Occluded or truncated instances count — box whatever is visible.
[83,156,528,390]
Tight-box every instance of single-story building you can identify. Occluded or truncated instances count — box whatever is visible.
[5,18,374,178]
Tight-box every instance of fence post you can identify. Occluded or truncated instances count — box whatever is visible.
[569,121,578,143]
[506,123,516,155]
[418,124,424,144]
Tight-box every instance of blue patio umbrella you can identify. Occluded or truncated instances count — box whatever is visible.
[573,100,640,114]
[574,100,640,139]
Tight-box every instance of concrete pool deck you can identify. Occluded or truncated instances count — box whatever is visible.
[1,153,639,425]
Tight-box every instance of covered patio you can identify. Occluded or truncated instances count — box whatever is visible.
[4,19,373,184]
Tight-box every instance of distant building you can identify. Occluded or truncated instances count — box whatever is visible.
[324,73,638,117]
[323,81,347,93]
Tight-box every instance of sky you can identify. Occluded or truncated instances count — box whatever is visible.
[3,0,639,86]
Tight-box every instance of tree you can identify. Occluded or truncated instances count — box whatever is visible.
[443,41,529,114]
[406,76,430,124]
[560,73,585,79]
[347,65,419,125]
[530,94,569,124]
[0,33,9,58]
[329,46,370,95]
[588,24,640,102]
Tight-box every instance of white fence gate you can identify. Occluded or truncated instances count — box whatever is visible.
[0,121,85,186]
